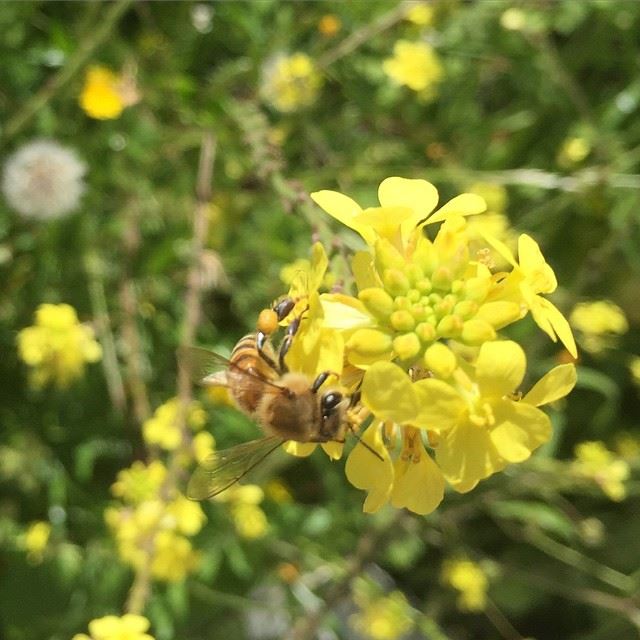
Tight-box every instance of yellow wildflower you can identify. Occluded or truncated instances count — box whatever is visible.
[350,581,414,640]
[570,300,628,353]
[500,8,527,31]
[79,66,125,120]
[72,614,154,640]
[143,397,206,451]
[22,521,51,564]
[192,430,216,464]
[573,441,629,501]
[265,479,293,503]
[318,14,341,37]
[558,136,591,167]
[261,53,323,112]
[151,530,200,581]
[441,558,488,611]
[614,432,640,460]
[111,460,167,504]
[17,303,102,388]
[629,356,640,385]
[218,484,269,538]
[383,40,443,97]
[406,2,433,26]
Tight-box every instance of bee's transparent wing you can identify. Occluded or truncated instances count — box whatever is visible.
[187,436,284,500]
[177,346,231,386]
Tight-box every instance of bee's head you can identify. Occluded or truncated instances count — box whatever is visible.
[319,389,346,440]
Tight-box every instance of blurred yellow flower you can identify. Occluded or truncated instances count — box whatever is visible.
[629,356,640,385]
[265,479,293,503]
[383,40,443,97]
[143,397,206,451]
[72,614,154,640]
[22,521,51,564]
[500,8,527,31]
[350,580,414,640]
[318,14,342,37]
[151,530,201,581]
[79,66,125,120]
[573,441,629,501]
[17,303,102,388]
[558,136,591,167]
[261,53,323,112]
[218,483,269,538]
[441,558,488,611]
[111,460,167,504]
[614,432,640,460]
[570,300,627,352]
[406,2,433,26]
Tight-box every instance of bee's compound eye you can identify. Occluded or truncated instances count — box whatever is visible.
[321,391,343,416]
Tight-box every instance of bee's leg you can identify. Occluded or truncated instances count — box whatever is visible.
[255,331,279,371]
[310,370,339,393]
[277,306,308,373]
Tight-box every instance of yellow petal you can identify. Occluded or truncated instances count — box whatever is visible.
[308,242,329,292]
[478,229,518,268]
[493,400,551,452]
[490,421,531,462]
[412,378,465,432]
[352,251,382,290]
[310,190,375,244]
[283,441,316,457]
[538,297,578,358]
[476,301,523,329]
[353,206,413,247]
[378,176,439,216]
[476,341,526,398]
[436,423,504,492]
[518,234,557,293]
[345,422,393,512]
[425,193,486,225]
[361,362,418,423]
[391,443,445,515]
[321,294,375,330]
[523,363,577,406]
[321,440,344,460]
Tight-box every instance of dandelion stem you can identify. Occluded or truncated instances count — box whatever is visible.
[2,0,134,142]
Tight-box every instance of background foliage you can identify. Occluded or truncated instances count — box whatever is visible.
[1,2,640,639]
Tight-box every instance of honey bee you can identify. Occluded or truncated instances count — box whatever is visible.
[180,297,352,500]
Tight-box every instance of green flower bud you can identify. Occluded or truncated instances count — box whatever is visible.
[407,288,421,303]
[415,322,437,343]
[375,238,405,273]
[411,304,427,322]
[424,342,457,378]
[431,266,453,290]
[359,288,394,320]
[436,314,463,337]
[394,296,411,310]
[416,278,432,294]
[390,310,416,332]
[412,239,437,274]
[405,264,424,285]
[393,333,422,361]
[451,279,464,294]
[434,297,455,317]
[461,319,497,344]
[383,269,410,296]
[347,329,393,357]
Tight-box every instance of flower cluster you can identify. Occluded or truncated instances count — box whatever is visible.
[106,459,205,582]
[260,53,322,113]
[215,484,269,539]
[570,300,628,353]
[572,441,629,501]
[21,521,51,564]
[440,558,488,612]
[2,139,86,219]
[73,615,154,640]
[17,303,102,388]
[383,40,443,97]
[279,177,577,515]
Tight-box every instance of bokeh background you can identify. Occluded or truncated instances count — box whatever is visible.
[1,2,640,639]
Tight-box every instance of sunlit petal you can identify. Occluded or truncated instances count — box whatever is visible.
[523,364,577,407]
[476,341,526,398]
[426,193,486,225]
[361,362,419,423]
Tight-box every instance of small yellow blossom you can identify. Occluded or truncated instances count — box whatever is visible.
[22,521,51,564]
[143,397,206,451]
[570,300,628,353]
[614,432,640,460]
[318,14,342,37]
[441,558,488,611]
[383,40,443,97]
[218,484,269,538]
[265,479,293,503]
[558,136,591,167]
[73,614,154,640]
[350,580,414,640]
[192,431,216,464]
[151,530,200,581]
[17,303,102,388]
[573,441,629,501]
[79,66,125,120]
[111,460,167,505]
[500,8,527,31]
[406,2,433,26]
[261,53,322,112]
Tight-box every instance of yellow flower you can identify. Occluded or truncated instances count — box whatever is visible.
[441,558,488,611]
[111,460,167,505]
[79,66,125,120]
[629,356,640,385]
[143,397,206,451]
[151,531,200,581]
[22,521,51,564]
[231,503,269,539]
[500,8,527,31]
[73,614,154,640]
[383,40,443,97]
[265,479,293,503]
[261,53,323,112]
[350,581,414,640]
[573,441,629,501]
[318,14,341,37]
[484,233,578,357]
[17,303,102,388]
[406,2,433,26]
[570,300,628,353]
[557,136,591,167]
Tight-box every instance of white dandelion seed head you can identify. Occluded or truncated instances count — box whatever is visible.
[2,139,87,220]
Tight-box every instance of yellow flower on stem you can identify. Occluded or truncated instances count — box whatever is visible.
[260,53,322,113]
[441,558,488,611]
[572,441,629,501]
[79,66,126,120]
[570,300,628,353]
[383,40,444,97]
[22,521,51,564]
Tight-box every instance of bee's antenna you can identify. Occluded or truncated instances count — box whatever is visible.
[348,425,384,462]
